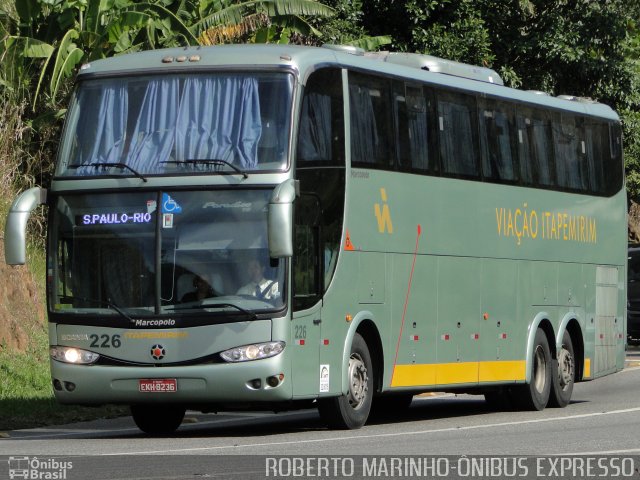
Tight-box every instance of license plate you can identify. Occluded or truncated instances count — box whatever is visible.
[139,379,177,393]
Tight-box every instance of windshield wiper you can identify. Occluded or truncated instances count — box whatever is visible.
[168,302,257,319]
[68,162,148,182]
[206,302,257,319]
[161,159,248,179]
[70,296,135,323]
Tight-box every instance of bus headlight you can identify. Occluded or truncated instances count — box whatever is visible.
[220,341,285,363]
[50,346,100,364]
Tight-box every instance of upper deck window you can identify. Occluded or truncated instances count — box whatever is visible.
[56,72,294,177]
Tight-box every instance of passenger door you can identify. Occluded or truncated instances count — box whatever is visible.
[290,194,323,397]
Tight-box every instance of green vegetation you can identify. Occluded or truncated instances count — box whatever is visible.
[2,0,640,430]
[0,318,126,432]
[0,244,127,432]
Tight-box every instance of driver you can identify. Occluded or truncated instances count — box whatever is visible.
[236,258,279,300]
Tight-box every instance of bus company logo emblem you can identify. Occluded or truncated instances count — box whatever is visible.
[151,344,166,360]
[374,188,393,234]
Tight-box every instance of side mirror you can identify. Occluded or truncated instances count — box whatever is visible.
[268,179,299,258]
[4,187,47,265]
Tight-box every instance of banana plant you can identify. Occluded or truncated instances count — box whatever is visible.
[3,0,198,107]
[2,0,335,107]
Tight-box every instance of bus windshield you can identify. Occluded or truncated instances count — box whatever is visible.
[56,72,294,177]
[49,190,285,318]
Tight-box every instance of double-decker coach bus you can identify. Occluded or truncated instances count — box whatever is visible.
[4,44,626,434]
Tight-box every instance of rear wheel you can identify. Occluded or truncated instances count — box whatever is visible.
[512,328,552,411]
[130,404,185,435]
[317,333,373,429]
[548,330,575,408]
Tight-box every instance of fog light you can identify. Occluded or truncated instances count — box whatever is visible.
[266,376,280,387]
[53,379,62,391]
[64,381,76,392]
[250,379,261,389]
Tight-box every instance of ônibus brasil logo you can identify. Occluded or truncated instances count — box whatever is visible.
[8,456,73,479]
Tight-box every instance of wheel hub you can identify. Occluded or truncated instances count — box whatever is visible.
[557,347,574,389]
[533,344,547,393]
[347,353,368,409]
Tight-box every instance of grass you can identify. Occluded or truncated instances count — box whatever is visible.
[0,228,127,433]
[0,327,127,432]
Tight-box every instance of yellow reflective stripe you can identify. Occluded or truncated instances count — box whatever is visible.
[391,364,436,387]
[391,360,526,387]
[437,362,478,385]
[479,360,526,382]
[583,358,591,378]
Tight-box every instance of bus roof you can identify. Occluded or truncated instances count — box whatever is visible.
[77,44,619,121]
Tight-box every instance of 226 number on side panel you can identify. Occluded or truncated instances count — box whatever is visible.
[139,379,177,392]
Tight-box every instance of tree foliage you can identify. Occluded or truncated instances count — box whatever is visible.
[3,0,640,202]
[1,0,334,108]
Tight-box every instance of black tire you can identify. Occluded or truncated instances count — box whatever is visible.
[130,404,185,435]
[512,328,552,411]
[317,333,373,429]
[548,330,575,408]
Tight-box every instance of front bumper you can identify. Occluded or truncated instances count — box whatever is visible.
[50,352,292,405]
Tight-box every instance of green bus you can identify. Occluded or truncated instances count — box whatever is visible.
[4,44,626,434]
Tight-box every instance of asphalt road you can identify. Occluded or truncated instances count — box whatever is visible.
[1,349,640,479]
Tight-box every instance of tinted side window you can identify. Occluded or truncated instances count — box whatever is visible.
[553,113,586,191]
[478,99,517,182]
[349,72,393,168]
[606,122,623,195]
[394,83,436,173]
[293,194,321,311]
[297,68,345,166]
[516,107,555,187]
[584,120,608,194]
[437,91,478,178]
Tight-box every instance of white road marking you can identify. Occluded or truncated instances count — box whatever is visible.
[100,406,640,456]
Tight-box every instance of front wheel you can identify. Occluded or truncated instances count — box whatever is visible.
[548,330,575,408]
[317,333,373,429]
[130,404,185,435]
[512,328,552,411]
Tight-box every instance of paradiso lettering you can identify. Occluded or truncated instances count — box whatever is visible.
[496,203,597,246]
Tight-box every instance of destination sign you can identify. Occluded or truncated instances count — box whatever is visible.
[76,212,153,226]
